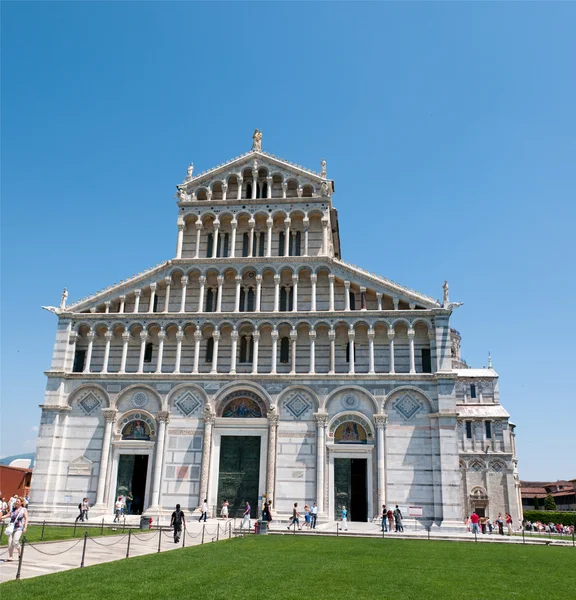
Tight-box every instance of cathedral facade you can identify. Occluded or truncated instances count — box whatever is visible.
[32,133,522,527]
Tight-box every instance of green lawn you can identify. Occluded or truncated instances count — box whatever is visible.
[2,536,575,599]
[0,524,152,546]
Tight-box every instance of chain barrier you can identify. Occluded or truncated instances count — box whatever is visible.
[88,534,128,547]
[130,532,157,542]
[25,538,83,556]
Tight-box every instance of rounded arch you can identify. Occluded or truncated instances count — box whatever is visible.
[113,384,163,411]
[68,384,110,410]
[213,381,272,416]
[165,383,208,412]
[323,385,379,412]
[411,318,433,333]
[327,411,375,442]
[116,409,157,440]
[390,317,412,330]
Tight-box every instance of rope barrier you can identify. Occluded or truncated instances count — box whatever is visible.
[25,538,83,556]
[88,534,129,547]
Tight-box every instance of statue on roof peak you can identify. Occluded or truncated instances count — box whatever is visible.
[60,287,68,309]
[186,163,194,181]
[320,158,327,177]
[442,280,449,306]
[252,129,262,151]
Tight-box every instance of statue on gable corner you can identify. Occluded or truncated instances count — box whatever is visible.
[320,181,331,197]
[179,188,189,202]
[186,163,194,181]
[252,129,262,151]
[320,158,327,177]
[60,287,68,309]
[442,280,449,306]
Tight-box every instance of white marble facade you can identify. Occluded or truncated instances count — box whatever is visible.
[32,134,521,527]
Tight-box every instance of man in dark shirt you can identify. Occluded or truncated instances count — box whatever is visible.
[170,504,186,543]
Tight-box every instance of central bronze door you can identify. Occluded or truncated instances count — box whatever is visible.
[217,436,260,518]
[334,458,368,521]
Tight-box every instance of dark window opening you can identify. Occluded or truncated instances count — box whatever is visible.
[207,233,214,257]
[242,232,249,257]
[465,421,472,439]
[247,288,255,312]
[345,342,357,363]
[261,182,268,198]
[289,233,293,256]
[144,342,153,363]
[278,231,285,256]
[470,384,477,399]
[421,348,432,373]
[280,287,287,312]
[222,233,229,258]
[485,421,492,439]
[258,232,266,257]
[205,288,215,312]
[205,337,214,362]
[280,336,290,363]
[152,294,159,313]
[246,182,252,199]
[295,231,301,256]
[349,292,356,310]
[240,335,254,363]
[240,288,246,312]
[73,349,86,373]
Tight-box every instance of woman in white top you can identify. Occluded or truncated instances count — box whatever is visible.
[113,497,123,523]
[220,499,229,520]
[1,497,28,561]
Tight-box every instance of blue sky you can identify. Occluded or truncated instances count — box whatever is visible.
[2,2,575,480]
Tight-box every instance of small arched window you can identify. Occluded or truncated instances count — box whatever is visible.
[144,342,153,363]
[246,182,252,199]
[470,384,477,399]
[278,231,285,256]
[242,232,249,257]
[280,336,290,363]
[258,232,266,257]
[240,335,254,363]
[205,337,214,362]
[345,342,356,363]
[349,291,356,311]
[261,182,268,198]
[222,233,229,258]
[239,288,246,312]
[294,231,301,256]
[247,288,255,312]
[205,288,215,312]
[207,233,214,257]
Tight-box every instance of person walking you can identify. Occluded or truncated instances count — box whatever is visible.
[170,504,186,543]
[469,511,480,535]
[240,501,251,529]
[341,506,349,531]
[220,499,229,521]
[1,497,28,562]
[198,499,208,522]
[394,505,403,532]
[113,497,123,523]
[381,505,388,532]
[310,502,318,529]
[287,503,301,530]
[75,499,85,523]
[387,508,394,532]
[497,513,504,535]
[82,498,90,521]
[303,505,311,529]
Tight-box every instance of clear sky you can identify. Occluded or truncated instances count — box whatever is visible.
[2,2,575,480]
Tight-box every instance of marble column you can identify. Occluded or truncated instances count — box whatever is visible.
[150,411,170,508]
[360,287,367,310]
[393,297,399,310]
[119,331,130,373]
[119,295,126,314]
[309,330,316,374]
[68,331,78,371]
[164,277,172,312]
[104,301,111,314]
[137,331,147,374]
[314,412,328,513]
[388,329,395,374]
[255,275,262,312]
[328,329,336,374]
[348,328,355,374]
[95,409,117,507]
[252,331,260,374]
[212,221,220,259]
[155,328,165,373]
[270,329,278,374]
[83,330,95,373]
[266,176,273,199]
[236,176,243,201]
[290,329,298,374]
[328,274,335,311]
[266,218,273,257]
[193,329,202,374]
[273,275,280,312]
[248,218,255,257]
[292,274,299,312]
[134,289,141,313]
[102,331,113,374]
[284,218,291,257]
[174,328,184,373]
[230,330,238,375]
[408,328,416,374]
[222,182,228,202]
[180,276,188,313]
[198,276,206,312]
[230,219,237,258]
[216,276,224,312]
[251,169,258,200]
[211,330,220,374]
[344,281,351,311]
[195,221,203,259]
[374,414,388,511]
[199,411,215,506]
[266,413,279,507]
[282,181,287,199]
[322,218,329,255]
[148,283,157,313]
[176,223,185,259]
[376,293,383,311]
[310,274,317,311]
[368,328,375,374]
[303,217,309,256]
[234,276,242,312]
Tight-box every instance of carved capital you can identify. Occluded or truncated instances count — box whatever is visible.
[248,218,255,228]
[104,300,111,308]
[69,331,79,343]
[212,330,221,341]
[374,414,388,428]
[103,409,118,423]
[267,413,279,426]
[119,294,126,302]
[271,330,279,341]
[328,274,335,282]
[230,330,239,341]
[344,280,351,289]
[140,330,148,341]
[407,329,415,339]
[231,219,237,228]
[266,217,273,226]
[313,412,329,426]
[252,331,261,342]
[387,329,396,340]
[104,331,114,341]
[87,330,96,341]
[347,329,355,341]
[157,410,171,424]
[213,220,220,230]
[198,276,206,284]
[284,217,291,226]
[178,222,185,232]
[181,276,189,286]
[255,274,262,283]
[289,329,298,341]
[310,274,317,284]
[157,328,166,340]
[176,330,185,342]
[274,274,281,283]
[217,276,224,285]
[328,329,336,341]
[122,331,131,342]
[367,329,375,339]
[164,276,172,285]
[195,221,203,231]
[292,274,299,283]
[134,289,141,297]
[194,329,203,341]
[308,330,317,341]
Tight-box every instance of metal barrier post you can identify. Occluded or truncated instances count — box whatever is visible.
[15,538,26,580]
[101,518,104,535]
[217,524,220,541]
[157,527,162,553]
[474,529,477,543]
[182,526,186,548]
[336,523,339,537]
[0,522,4,540]
[123,517,126,532]
[41,521,46,541]
[522,528,525,544]
[202,524,205,544]
[293,520,296,535]
[229,522,232,539]
[80,532,88,568]
[126,530,132,558]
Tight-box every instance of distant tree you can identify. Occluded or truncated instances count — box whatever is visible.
[533,496,540,510]
[544,493,557,511]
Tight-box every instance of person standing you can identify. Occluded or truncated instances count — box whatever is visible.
[1,497,28,562]
[381,505,388,532]
[198,499,208,522]
[82,498,90,521]
[287,503,301,530]
[75,499,85,523]
[310,502,318,529]
[387,508,394,532]
[341,505,348,531]
[469,511,480,535]
[126,491,133,515]
[394,505,403,532]
[497,513,504,535]
[170,504,186,543]
[113,497,123,523]
[220,499,229,521]
[240,501,251,529]
[506,513,513,536]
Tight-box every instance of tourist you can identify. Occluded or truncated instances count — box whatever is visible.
[469,511,480,535]
[82,497,90,521]
[303,505,311,529]
[240,501,251,529]
[170,503,186,543]
[387,507,394,532]
[113,496,123,523]
[506,513,513,536]
[0,498,7,515]
[220,499,229,521]
[126,491,133,515]
[262,500,272,524]
[310,502,318,529]
[198,499,208,522]
[480,516,487,534]
[497,513,504,535]
[487,519,493,533]
[394,505,403,533]
[341,505,348,531]
[75,499,85,523]
[1,497,28,562]
[287,502,301,530]
[381,505,388,532]
[266,500,273,523]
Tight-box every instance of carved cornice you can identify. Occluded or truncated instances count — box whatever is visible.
[39,404,72,412]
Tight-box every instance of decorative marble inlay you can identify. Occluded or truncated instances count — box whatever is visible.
[131,391,148,409]
[285,392,311,419]
[174,390,201,417]
[393,394,422,420]
[340,394,359,410]
[490,461,505,473]
[470,460,484,472]
[78,391,101,416]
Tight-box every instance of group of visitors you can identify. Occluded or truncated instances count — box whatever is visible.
[380,505,404,532]
[1,495,29,515]
[75,497,90,522]
[286,502,319,530]
[522,520,574,535]
[468,511,514,535]
[112,492,134,522]
[1,496,28,562]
